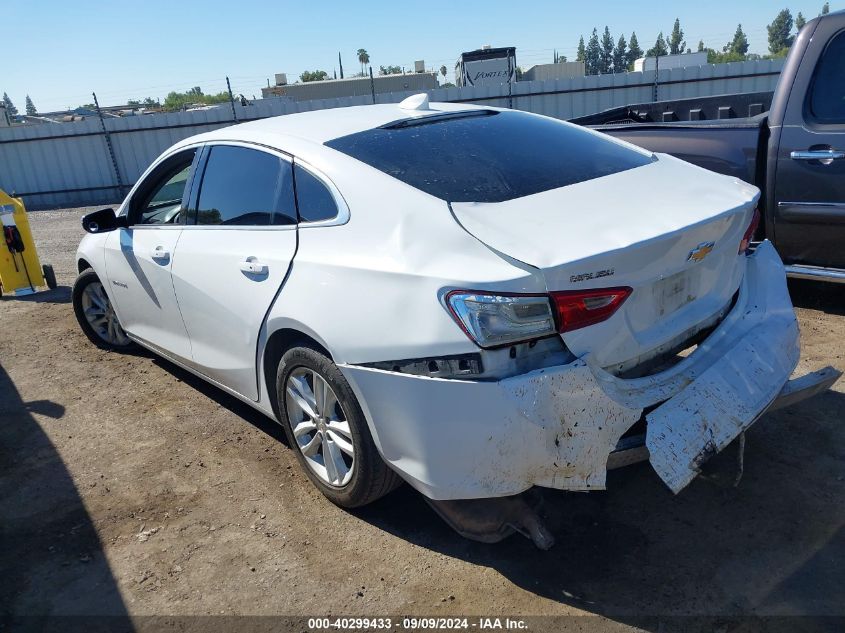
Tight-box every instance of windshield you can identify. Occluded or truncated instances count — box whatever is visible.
[325,110,654,203]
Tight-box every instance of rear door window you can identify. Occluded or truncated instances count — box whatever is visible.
[808,30,845,124]
[293,164,339,223]
[325,110,653,203]
[194,145,296,226]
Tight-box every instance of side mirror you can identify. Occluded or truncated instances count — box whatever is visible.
[82,208,128,234]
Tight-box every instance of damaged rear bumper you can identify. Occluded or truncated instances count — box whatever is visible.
[340,241,840,500]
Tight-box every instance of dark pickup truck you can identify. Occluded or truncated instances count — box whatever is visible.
[574,10,845,283]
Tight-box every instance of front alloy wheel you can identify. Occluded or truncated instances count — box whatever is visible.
[73,269,132,350]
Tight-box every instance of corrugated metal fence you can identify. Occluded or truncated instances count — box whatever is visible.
[0,59,784,209]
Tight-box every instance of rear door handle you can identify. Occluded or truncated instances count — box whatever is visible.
[790,149,845,162]
[150,246,170,261]
[240,258,268,275]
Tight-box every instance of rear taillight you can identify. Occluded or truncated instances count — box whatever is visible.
[445,291,557,348]
[445,286,633,347]
[550,287,632,333]
[739,208,760,254]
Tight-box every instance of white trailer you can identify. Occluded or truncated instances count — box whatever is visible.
[455,46,516,87]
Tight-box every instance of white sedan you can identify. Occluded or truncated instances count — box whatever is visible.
[73,95,838,542]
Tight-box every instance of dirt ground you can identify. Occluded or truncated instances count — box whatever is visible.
[1,206,843,632]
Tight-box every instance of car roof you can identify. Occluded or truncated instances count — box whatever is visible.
[175,100,491,150]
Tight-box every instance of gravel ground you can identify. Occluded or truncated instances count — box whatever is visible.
[1,206,843,631]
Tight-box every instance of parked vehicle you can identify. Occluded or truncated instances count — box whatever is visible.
[73,94,838,546]
[455,46,516,87]
[573,10,845,283]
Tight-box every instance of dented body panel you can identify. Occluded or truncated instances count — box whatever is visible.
[341,242,807,500]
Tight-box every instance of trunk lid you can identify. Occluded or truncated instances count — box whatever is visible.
[451,154,760,371]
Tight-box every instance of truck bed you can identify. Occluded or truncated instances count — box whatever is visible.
[570,91,774,126]
[573,94,770,185]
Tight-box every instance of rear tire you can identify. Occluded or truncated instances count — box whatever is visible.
[276,345,401,508]
[72,269,134,351]
[42,264,57,290]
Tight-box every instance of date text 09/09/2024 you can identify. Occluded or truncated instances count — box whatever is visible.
[307,616,528,630]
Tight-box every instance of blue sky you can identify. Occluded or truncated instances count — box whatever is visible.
[3,0,836,112]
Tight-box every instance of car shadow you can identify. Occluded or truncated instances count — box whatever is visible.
[0,363,131,628]
[352,389,845,626]
[148,356,288,446]
[788,278,845,316]
[0,286,71,304]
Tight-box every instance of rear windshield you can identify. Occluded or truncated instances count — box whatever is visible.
[325,110,653,203]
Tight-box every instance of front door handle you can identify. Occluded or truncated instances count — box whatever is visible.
[790,149,845,163]
[150,246,170,261]
[240,258,268,275]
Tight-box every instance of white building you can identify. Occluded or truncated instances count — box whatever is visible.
[634,51,709,72]
[521,61,585,82]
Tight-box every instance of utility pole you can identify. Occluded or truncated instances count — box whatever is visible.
[226,76,238,122]
[92,91,125,197]
[652,55,660,102]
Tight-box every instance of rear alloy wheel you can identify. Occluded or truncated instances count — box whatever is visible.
[277,345,401,507]
[72,269,133,350]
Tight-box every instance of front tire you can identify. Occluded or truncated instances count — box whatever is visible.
[276,345,401,508]
[72,269,133,351]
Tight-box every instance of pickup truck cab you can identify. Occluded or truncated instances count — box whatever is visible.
[575,10,845,282]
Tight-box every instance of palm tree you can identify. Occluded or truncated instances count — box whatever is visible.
[357,48,370,75]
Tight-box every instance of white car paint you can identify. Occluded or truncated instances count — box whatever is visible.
[75,100,826,501]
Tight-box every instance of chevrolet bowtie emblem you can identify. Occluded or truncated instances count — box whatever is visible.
[687,241,715,263]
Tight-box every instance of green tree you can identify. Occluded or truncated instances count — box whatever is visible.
[586,28,601,75]
[599,26,614,74]
[795,12,806,30]
[728,24,749,56]
[576,36,586,63]
[767,9,794,54]
[668,18,686,55]
[821,2,830,14]
[627,32,643,68]
[697,39,705,52]
[299,70,328,82]
[379,65,402,75]
[2,92,18,116]
[357,48,370,75]
[613,34,628,73]
[127,99,141,107]
[707,49,748,64]
[646,32,669,57]
[25,95,37,116]
[439,65,447,80]
[142,97,158,107]
[162,87,230,111]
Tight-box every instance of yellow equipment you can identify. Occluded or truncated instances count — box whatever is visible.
[0,189,56,297]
